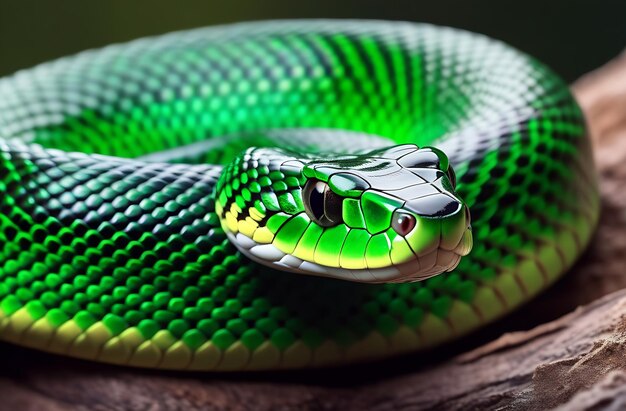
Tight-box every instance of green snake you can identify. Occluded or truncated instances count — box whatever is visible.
[0,20,599,370]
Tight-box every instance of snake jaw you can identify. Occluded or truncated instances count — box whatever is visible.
[227,223,471,283]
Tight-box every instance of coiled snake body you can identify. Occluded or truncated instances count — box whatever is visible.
[0,20,598,370]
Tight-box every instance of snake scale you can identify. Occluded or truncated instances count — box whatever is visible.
[0,20,599,370]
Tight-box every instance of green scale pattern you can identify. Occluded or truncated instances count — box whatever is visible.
[0,20,598,369]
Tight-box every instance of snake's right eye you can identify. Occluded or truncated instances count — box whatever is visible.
[303,179,343,227]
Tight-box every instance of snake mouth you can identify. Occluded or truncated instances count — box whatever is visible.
[227,227,472,283]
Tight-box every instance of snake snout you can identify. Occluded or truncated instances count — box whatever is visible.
[395,194,472,266]
[405,193,463,219]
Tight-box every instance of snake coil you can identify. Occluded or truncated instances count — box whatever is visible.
[0,20,598,370]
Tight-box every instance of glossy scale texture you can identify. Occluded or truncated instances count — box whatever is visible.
[215,144,472,283]
[0,20,598,370]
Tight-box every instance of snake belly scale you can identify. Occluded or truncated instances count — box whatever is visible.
[0,20,598,370]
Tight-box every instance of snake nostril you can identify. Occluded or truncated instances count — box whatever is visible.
[392,211,416,236]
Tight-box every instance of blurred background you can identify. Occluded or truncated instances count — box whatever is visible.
[1,0,625,82]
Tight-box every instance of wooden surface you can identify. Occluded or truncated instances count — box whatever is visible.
[3,52,626,411]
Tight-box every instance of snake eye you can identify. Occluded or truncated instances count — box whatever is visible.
[392,211,416,236]
[303,179,343,227]
[447,165,456,189]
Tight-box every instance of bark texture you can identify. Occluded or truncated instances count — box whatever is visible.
[2,52,626,411]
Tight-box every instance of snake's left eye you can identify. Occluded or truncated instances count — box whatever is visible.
[303,179,343,227]
[392,211,416,236]
[446,165,456,189]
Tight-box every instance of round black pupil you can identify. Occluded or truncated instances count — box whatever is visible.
[303,179,343,227]
[309,182,326,221]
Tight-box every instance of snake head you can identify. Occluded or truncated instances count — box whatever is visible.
[215,144,472,283]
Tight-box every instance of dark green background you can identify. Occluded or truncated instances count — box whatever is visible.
[0,0,624,82]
